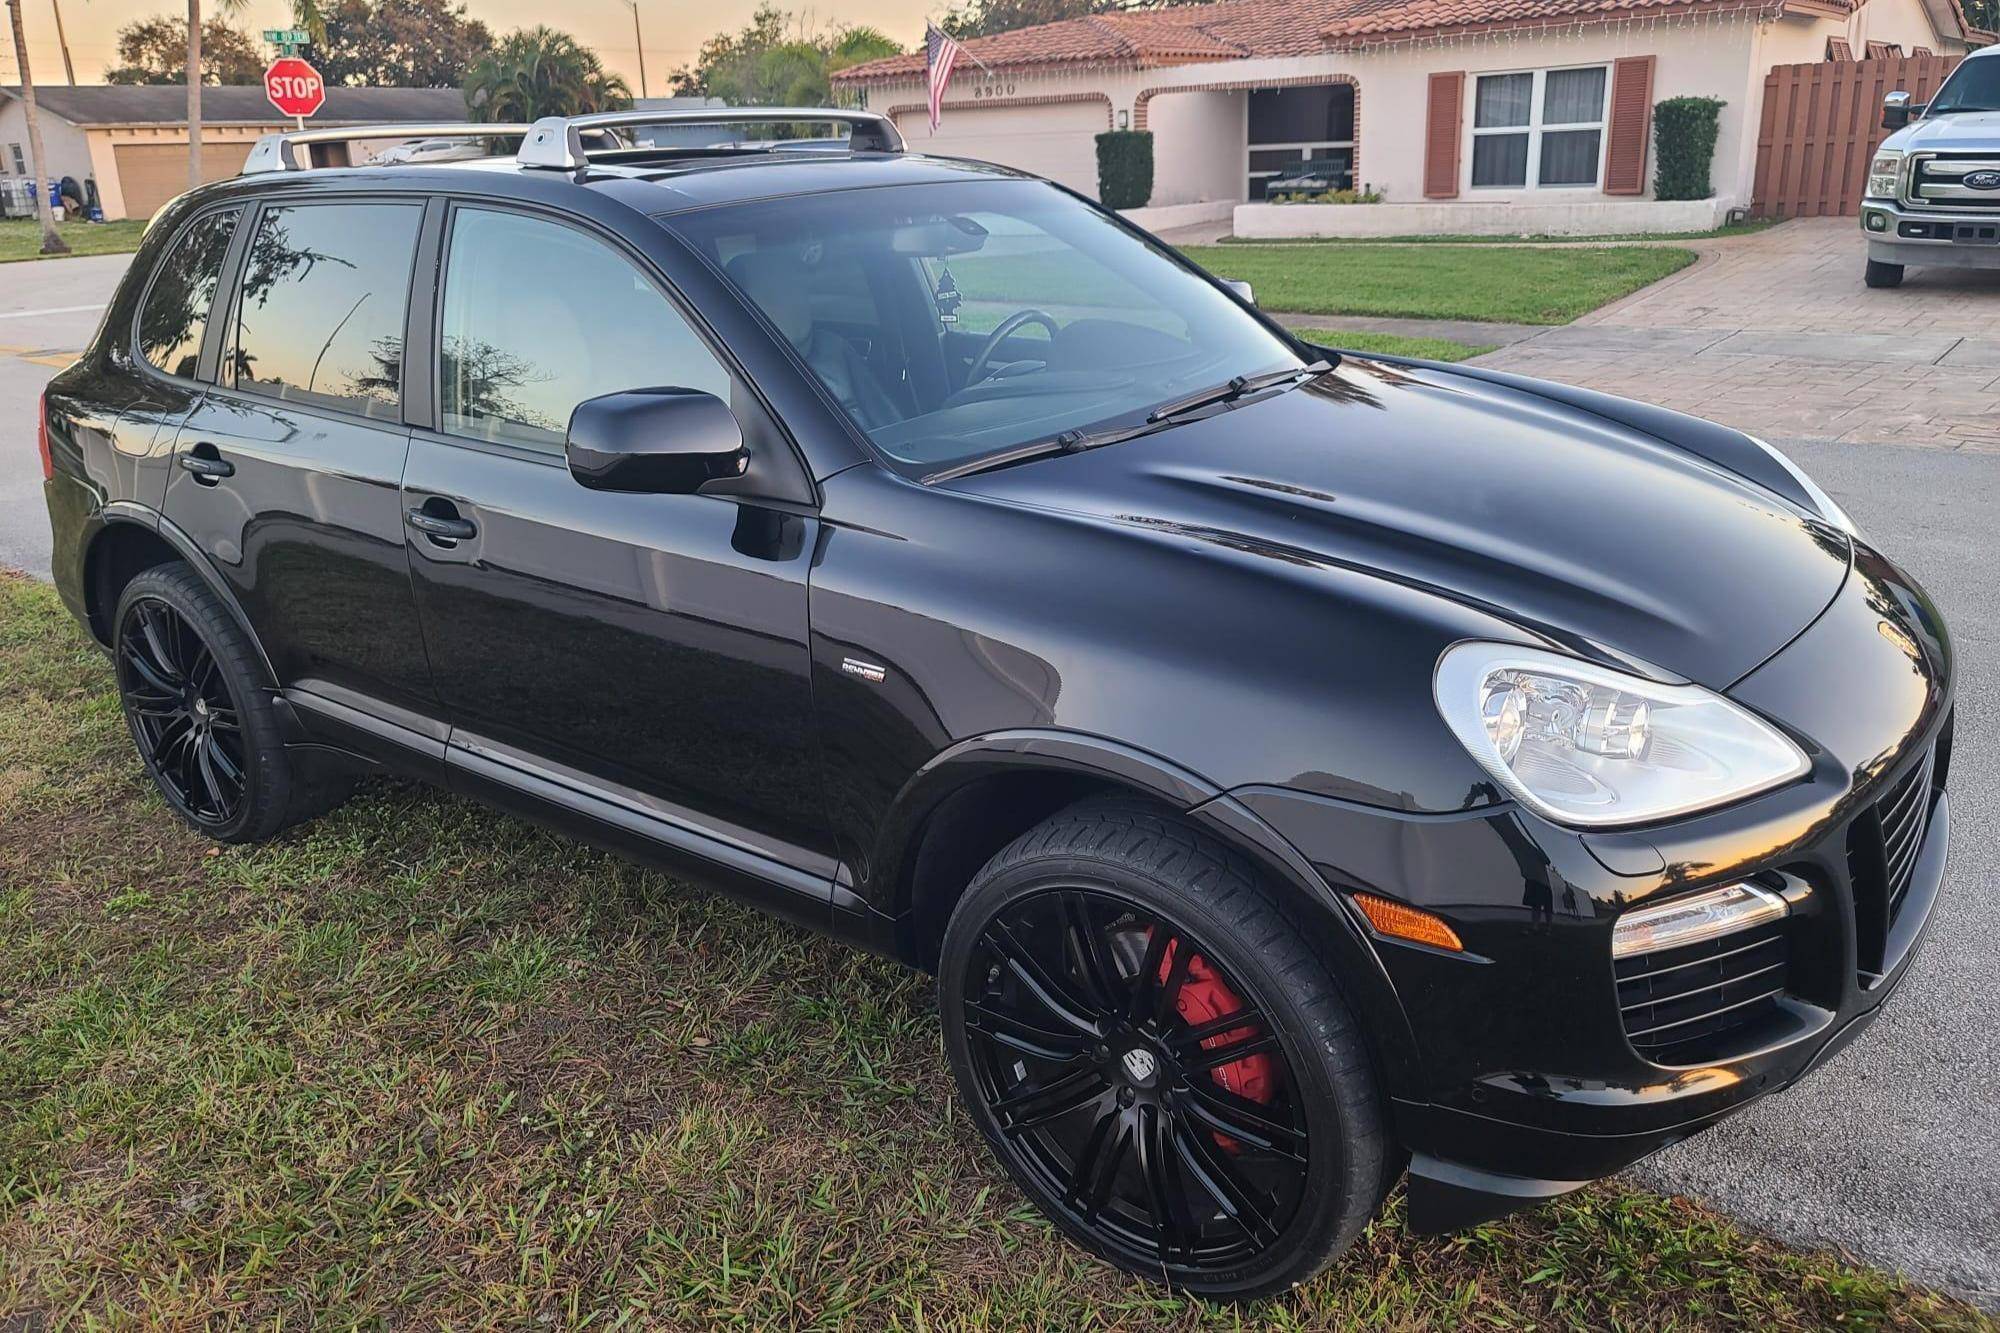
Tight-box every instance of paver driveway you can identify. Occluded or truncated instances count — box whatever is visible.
[1480,217,2000,450]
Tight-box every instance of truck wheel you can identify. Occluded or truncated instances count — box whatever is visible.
[1865,259,1905,288]
[938,800,1394,1298]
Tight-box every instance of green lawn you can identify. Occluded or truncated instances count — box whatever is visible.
[1292,329,1496,362]
[1184,243,1697,325]
[0,572,1987,1328]
[1219,220,1776,246]
[0,218,148,263]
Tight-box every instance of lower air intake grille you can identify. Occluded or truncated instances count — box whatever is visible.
[1616,918,1789,1064]
[1847,747,1937,974]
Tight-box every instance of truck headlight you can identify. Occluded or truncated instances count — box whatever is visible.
[1434,644,1809,828]
[1867,151,1904,200]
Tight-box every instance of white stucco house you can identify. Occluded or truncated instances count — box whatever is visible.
[834,0,1989,234]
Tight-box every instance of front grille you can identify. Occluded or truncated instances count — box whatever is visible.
[1616,917,1790,1065]
[1847,745,1938,974]
[1908,154,2000,209]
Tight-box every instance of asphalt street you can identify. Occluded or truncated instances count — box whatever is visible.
[0,252,1994,1302]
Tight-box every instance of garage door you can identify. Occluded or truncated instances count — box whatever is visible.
[113,141,254,219]
[893,101,1105,197]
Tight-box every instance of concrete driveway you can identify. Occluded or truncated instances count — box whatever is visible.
[1,227,1997,1302]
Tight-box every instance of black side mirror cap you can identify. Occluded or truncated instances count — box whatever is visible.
[1882,91,1912,131]
[566,388,748,495]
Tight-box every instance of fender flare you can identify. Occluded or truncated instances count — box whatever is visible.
[92,502,281,689]
[875,728,1425,1101]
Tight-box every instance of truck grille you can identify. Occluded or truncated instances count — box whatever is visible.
[1615,917,1789,1065]
[1847,745,1938,975]
[1908,154,2000,209]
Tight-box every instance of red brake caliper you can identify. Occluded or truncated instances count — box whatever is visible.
[1158,937,1276,1151]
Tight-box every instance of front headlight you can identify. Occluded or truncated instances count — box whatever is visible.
[1434,643,1809,828]
[1867,150,1904,200]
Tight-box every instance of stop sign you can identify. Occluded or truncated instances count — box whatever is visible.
[264,57,326,119]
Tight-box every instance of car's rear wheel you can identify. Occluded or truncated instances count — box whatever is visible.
[939,801,1392,1299]
[1865,259,1905,288]
[114,564,349,843]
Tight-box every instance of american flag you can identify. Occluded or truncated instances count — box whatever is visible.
[924,23,964,133]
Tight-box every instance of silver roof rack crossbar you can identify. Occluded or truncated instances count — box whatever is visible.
[241,123,533,175]
[516,108,904,170]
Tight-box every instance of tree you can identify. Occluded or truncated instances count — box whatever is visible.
[4,0,68,254]
[1966,0,1998,32]
[312,0,492,88]
[671,5,900,106]
[462,27,631,122]
[106,14,263,84]
[941,0,1166,39]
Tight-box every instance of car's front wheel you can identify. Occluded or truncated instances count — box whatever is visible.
[939,800,1394,1299]
[1865,258,1905,288]
[114,564,349,843]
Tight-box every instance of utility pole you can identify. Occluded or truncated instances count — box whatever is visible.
[4,0,69,253]
[186,0,202,189]
[48,0,74,83]
[624,0,648,99]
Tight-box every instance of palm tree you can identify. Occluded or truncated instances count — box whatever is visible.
[463,27,631,123]
[4,0,68,253]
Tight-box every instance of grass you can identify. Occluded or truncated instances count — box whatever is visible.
[1183,243,1697,325]
[1217,220,1776,245]
[0,218,148,263]
[0,569,1990,1328]
[1290,330,1496,362]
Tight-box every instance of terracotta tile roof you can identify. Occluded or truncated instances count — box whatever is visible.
[835,0,1797,83]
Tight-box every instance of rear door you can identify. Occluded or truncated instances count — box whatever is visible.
[400,203,833,913]
[162,194,443,770]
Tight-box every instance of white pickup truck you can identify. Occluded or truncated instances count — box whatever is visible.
[1860,44,2000,287]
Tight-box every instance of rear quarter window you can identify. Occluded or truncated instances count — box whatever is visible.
[136,207,241,379]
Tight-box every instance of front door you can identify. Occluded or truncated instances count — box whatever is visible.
[162,196,440,752]
[401,205,830,899]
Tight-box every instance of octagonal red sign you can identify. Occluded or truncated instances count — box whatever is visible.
[264,57,326,119]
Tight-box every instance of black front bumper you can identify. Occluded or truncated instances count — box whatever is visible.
[1237,541,1956,1231]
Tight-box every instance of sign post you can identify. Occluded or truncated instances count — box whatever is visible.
[263,55,326,130]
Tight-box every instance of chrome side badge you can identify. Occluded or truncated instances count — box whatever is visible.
[841,657,887,683]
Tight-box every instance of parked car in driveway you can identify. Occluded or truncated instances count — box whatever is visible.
[1862,44,2000,286]
[39,108,1954,1300]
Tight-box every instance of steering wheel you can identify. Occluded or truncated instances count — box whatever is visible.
[964,309,1061,387]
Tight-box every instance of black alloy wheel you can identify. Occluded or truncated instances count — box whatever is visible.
[118,594,248,826]
[941,802,1392,1298]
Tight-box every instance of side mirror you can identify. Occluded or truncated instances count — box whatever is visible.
[1882,90,1912,131]
[566,388,748,495]
[1222,278,1256,306]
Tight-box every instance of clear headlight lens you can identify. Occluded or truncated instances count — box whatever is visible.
[1867,151,1904,200]
[1434,644,1809,828]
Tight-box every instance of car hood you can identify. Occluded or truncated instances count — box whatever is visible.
[943,358,1851,689]
[1888,110,2000,152]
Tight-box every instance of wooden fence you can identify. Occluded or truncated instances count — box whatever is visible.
[1751,54,1962,219]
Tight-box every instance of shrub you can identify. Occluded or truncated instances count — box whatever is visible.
[1095,131,1154,210]
[1654,96,1724,201]
[1274,184,1385,205]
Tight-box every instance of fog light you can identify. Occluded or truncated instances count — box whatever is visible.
[1611,882,1792,959]
[1866,211,1889,232]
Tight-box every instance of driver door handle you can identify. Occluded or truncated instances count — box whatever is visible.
[405,507,477,541]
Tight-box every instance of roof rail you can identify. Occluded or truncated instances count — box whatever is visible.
[241,122,533,175]
[516,108,904,170]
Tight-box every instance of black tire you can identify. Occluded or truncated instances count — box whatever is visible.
[1865,259,1905,288]
[939,800,1392,1299]
[113,564,350,843]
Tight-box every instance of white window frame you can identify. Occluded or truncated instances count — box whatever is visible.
[1467,63,1610,192]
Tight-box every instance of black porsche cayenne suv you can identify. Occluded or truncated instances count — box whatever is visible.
[40,109,1954,1298]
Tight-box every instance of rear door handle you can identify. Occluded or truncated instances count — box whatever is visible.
[178,452,234,480]
[405,507,477,542]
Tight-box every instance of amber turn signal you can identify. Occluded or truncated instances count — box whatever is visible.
[1353,892,1463,952]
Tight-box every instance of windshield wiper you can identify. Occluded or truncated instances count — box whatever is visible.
[921,360,1333,484]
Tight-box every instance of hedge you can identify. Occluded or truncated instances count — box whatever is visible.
[1096,131,1154,210]
[1653,96,1725,201]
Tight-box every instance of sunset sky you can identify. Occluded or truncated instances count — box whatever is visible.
[2,0,934,94]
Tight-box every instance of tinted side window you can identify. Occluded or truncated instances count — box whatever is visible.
[438,207,731,451]
[230,202,422,419]
[137,207,240,378]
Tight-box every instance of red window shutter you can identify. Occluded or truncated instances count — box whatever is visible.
[1424,71,1465,199]
[1604,55,1656,196]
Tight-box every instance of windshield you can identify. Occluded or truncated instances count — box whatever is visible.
[668,180,1303,474]
[1927,57,2000,114]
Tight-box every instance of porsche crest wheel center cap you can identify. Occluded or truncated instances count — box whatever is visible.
[1120,1047,1159,1086]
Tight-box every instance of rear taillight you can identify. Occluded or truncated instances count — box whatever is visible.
[37,390,53,481]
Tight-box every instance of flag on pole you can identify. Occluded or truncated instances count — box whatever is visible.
[924,23,965,133]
